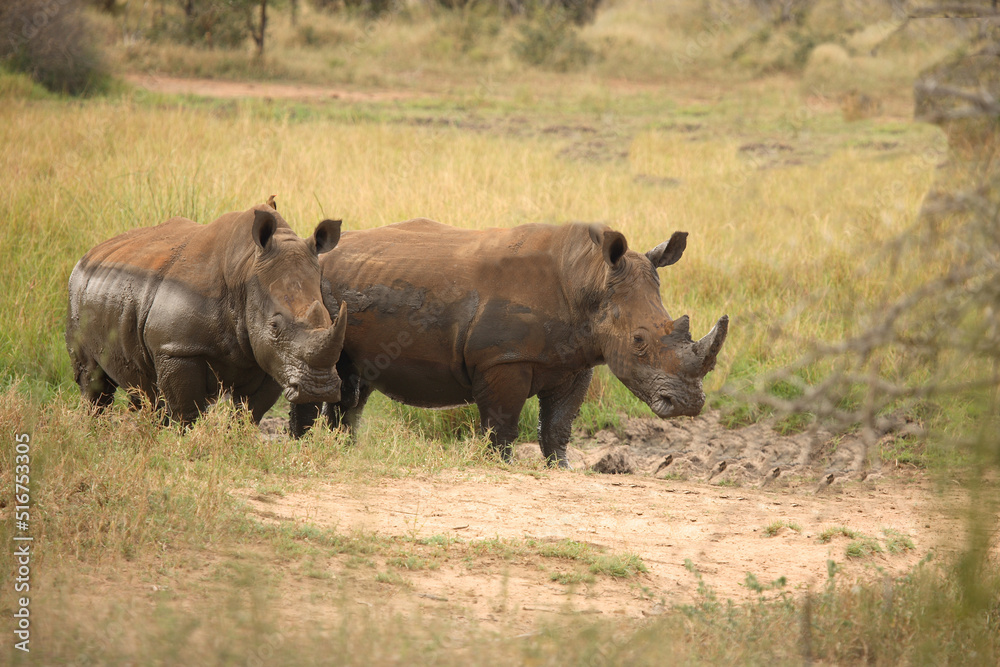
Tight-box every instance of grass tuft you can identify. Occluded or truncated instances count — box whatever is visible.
[589,553,648,579]
[763,520,803,537]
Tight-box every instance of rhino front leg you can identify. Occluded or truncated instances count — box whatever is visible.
[538,368,593,469]
[289,402,321,438]
[289,355,366,438]
[288,383,372,439]
[236,375,283,424]
[327,381,374,436]
[155,355,214,425]
[474,365,531,463]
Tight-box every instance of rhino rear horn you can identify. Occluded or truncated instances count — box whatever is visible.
[646,231,687,268]
[693,315,728,375]
[672,315,690,338]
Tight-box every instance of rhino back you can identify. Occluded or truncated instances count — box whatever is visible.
[322,221,602,403]
[67,214,255,390]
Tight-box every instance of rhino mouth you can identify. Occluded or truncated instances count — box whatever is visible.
[650,388,704,419]
[651,393,678,418]
[283,372,342,404]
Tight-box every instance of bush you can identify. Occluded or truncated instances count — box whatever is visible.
[437,3,502,54]
[436,0,601,26]
[512,7,595,71]
[0,0,110,95]
[342,0,397,18]
[148,0,248,48]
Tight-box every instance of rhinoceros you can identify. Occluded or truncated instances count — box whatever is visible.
[66,201,348,424]
[289,219,728,467]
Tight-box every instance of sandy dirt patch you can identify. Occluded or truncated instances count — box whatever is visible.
[240,413,959,633]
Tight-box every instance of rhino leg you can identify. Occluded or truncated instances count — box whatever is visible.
[72,351,118,413]
[326,355,367,433]
[155,355,214,424]
[474,366,531,463]
[289,355,366,438]
[289,402,321,438]
[538,368,592,469]
[326,382,374,436]
[234,375,283,424]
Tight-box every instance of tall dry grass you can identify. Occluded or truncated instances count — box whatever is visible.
[0,84,945,397]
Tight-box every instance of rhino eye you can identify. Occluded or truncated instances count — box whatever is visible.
[632,332,648,355]
[268,314,284,337]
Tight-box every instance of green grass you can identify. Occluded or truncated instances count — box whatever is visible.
[818,526,860,543]
[589,553,649,579]
[387,554,435,571]
[374,570,409,586]
[846,536,884,559]
[883,528,916,554]
[817,526,916,559]
[743,572,789,594]
[764,520,803,537]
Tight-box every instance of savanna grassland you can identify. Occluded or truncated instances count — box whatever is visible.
[2,1,1000,664]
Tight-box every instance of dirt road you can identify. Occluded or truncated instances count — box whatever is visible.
[124,73,415,102]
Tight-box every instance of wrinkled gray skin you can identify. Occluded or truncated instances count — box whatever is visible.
[66,204,348,424]
[290,220,728,468]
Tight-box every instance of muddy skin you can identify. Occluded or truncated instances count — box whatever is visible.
[66,202,348,425]
[290,219,727,468]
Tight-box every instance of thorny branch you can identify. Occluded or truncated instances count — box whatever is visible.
[732,35,1000,463]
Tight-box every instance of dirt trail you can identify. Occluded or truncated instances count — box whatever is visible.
[124,73,415,102]
[241,414,959,633]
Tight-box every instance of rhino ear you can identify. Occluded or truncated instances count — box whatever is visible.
[588,224,629,267]
[310,219,342,255]
[646,231,687,268]
[252,209,278,251]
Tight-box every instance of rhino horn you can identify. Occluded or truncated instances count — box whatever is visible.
[304,300,329,329]
[693,315,728,375]
[672,314,690,337]
[308,301,348,365]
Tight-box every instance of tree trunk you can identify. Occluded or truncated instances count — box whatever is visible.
[251,0,268,60]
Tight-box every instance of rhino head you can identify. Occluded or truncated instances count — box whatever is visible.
[589,225,728,418]
[245,208,348,404]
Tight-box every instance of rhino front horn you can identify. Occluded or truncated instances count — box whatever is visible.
[693,315,728,375]
[310,301,348,365]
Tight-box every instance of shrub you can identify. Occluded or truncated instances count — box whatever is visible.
[435,0,601,25]
[0,0,110,95]
[342,0,397,18]
[512,7,595,71]
[148,0,249,48]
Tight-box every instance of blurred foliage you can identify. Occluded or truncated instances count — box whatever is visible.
[147,0,250,47]
[512,5,595,70]
[0,0,110,95]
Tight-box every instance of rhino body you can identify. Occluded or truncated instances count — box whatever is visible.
[66,203,348,423]
[290,219,727,466]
